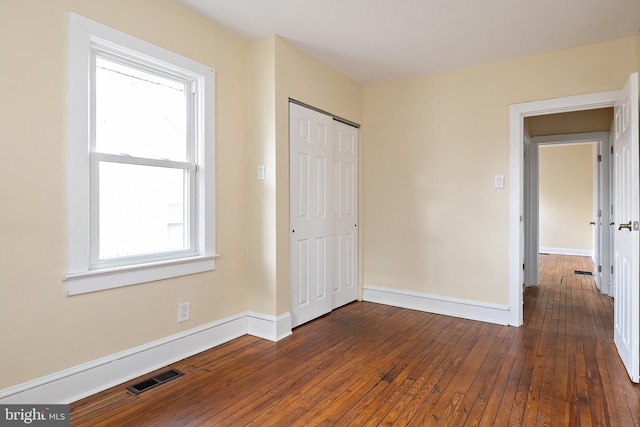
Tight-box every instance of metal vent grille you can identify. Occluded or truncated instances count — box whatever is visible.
[574,270,593,276]
[126,368,184,394]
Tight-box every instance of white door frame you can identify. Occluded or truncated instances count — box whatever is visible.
[508,90,619,326]
[598,133,612,296]
[523,132,539,287]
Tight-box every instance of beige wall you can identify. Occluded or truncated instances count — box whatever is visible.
[246,36,277,315]
[363,37,637,304]
[0,0,249,389]
[538,144,595,251]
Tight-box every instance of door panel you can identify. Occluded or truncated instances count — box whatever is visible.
[332,120,359,308]
[296,239,309,305]
[290,104,333,327]
[298,153,309,218]
[612,72,639,383]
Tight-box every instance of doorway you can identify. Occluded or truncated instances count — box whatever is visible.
[509,74,639,383]
[538,142,598,258]
[508,91,619,326]
[525,125,612,295]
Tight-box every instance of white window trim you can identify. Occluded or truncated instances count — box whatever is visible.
[65,12,217,295]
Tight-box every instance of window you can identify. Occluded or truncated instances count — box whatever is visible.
[65,13,217,295]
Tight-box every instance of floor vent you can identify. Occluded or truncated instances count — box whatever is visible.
[574,270,593,276]
[126,368,184,394]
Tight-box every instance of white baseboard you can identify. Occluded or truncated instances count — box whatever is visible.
[539,247,593,257]
[247,311,292,342]
[0,311,292,404]
[363,285,510,325]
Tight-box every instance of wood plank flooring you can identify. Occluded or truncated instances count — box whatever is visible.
[70,255,640,426]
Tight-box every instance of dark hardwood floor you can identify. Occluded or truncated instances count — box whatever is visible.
[70,255,640,426]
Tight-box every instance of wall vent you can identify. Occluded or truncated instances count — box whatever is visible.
[126,368,184,394]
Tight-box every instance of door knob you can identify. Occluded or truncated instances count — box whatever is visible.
[590,221,596,225]
[618,221,632,231]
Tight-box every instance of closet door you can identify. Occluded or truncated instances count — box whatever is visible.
[290,103,333,327]
[332,120,358,308]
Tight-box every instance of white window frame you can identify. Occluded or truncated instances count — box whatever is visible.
[64,12,217,295]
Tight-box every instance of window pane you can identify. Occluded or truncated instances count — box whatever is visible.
[99,162,188,260]
[95,56,188,161]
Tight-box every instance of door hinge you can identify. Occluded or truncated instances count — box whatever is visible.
[523,263,525,271]
[598,265,602,273]
[598,209,602,218]
[611,145,614,154]
[598,154,602,162]
[611,265,614,275]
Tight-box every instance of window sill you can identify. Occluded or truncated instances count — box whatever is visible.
[63,254,220,296]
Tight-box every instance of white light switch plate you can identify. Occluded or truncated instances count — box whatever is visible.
[494,175,505,189]
[257,165,265,180]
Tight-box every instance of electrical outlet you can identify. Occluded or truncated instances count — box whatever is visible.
[178,302,190,322]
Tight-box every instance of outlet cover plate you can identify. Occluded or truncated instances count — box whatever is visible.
[178,302,190,322]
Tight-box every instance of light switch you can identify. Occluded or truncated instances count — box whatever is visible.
[257,165,265,180]
[494,175,505,189]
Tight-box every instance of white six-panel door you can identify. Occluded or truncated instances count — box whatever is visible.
[290,103,358,327]
[612,72,639,383]
[290,103,334,327]
[332,120,359,308]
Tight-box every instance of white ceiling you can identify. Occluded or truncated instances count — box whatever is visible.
[175,0,640,84]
